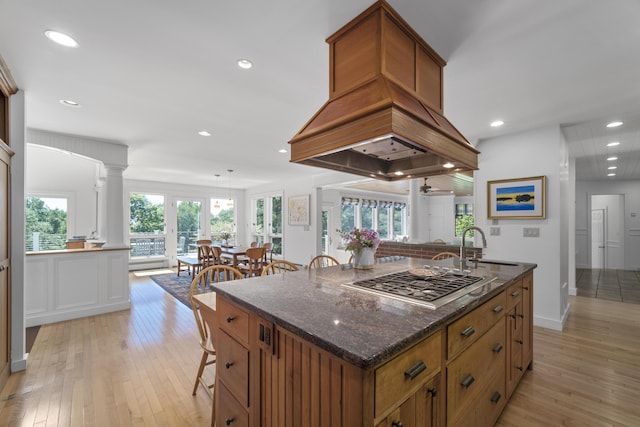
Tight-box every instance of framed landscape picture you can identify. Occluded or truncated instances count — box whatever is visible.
[288,194,310,226]
[487,176,546,219]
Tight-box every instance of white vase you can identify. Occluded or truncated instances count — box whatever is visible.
[352,247,376,269]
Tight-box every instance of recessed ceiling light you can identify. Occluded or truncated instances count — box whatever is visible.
[278,148,287,153]
[44,30,78,47]
[607,141,620,147]
[394,171,404,176]
[607,173,616,177]
[443,162,454,168]
[606,121,623,128]
[59,99,80,107]
[237,59,253,69]
[607,156,618,161]
[490,120,504,127]
[608,166,617,170]
[198,130,211,136]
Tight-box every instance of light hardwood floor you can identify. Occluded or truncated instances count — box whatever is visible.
[1,271,639,426]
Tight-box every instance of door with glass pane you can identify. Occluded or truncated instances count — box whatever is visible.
[176,199,202,254]
[321,207,331,254]
[269,195,283,257]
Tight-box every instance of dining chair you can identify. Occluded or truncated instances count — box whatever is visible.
[308,254,340,269]
[211,245,230,266]
[189,265,244,400]
[237,247,266,277]
[432,251,459,260]
[249,241,258,248]
[198,245,216,270]
[262,242,273,264]
[261,260,300,276]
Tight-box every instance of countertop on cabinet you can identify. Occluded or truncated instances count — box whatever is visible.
[211,257,535,369]
[26,246,130,256]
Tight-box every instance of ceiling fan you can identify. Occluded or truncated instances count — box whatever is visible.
[419,178,451,196]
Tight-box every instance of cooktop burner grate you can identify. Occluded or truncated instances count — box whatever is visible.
[343,270,489,308]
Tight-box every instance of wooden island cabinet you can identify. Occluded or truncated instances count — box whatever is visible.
[211,259,535,427]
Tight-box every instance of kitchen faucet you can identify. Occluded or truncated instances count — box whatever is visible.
[460,226,487,269]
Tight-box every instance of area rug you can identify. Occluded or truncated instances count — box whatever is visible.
[150,273,193,308]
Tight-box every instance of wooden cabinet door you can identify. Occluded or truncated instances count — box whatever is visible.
[378,373,441,427]
[522,272,533,370]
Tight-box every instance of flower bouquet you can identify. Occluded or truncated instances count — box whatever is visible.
[338,228,380,269]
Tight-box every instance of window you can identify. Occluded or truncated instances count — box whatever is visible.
[378,201,392,239]
[250,193,283,256]
[129,193,166,257]
[339,196,408,241]
[26,195,69,251]
[361,199,376,229]
[393,202,407,238]
[210,198,236,245]
[455,203,474,236]
[341,197,359,232]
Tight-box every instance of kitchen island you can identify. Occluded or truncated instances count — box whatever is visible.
[209,256,535,427]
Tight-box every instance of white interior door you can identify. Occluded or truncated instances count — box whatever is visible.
[591,209,605,268]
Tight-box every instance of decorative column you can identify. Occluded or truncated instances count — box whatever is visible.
[103,164,127,248]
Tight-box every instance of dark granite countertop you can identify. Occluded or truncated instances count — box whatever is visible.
[211,257,536,369]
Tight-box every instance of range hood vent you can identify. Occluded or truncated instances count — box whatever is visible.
[289,0,478,181]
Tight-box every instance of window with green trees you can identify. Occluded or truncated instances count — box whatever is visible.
[26,196,68,251]
[455,203,474,236]
[211,198,235,244]
[129,193,166,257]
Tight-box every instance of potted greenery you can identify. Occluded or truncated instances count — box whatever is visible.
[220,231,232,247]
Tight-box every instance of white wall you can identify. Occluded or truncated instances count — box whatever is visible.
[475,124,570,331]
[575,179,640,271]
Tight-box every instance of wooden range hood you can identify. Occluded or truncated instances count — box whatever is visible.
[289,0,478,181]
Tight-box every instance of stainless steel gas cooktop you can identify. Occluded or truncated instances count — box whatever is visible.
[342,268,496,309]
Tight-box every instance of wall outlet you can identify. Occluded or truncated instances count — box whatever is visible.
[490,227,500,236]
[523,227,540,237]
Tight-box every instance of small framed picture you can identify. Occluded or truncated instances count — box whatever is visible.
[288,194,310,226]
[487,176,546,219]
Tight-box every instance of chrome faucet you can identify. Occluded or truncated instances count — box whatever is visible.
[460,226,487,269]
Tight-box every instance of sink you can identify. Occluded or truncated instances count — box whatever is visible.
[477,260,519,267]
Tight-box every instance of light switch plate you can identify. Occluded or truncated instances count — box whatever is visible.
[523,227,540,237]
[490,227,500,236]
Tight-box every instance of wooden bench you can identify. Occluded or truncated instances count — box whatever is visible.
[177,256,201,277]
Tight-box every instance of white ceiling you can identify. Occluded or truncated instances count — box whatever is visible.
[1,0,639,194]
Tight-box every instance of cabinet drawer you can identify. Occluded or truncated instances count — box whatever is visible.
[505,279,523,311]
[447,317,506,424]
[218,381,249,427]
[218,296,250,346]
[218,330,250,407]
[448,368,506,427]
[375,330,441,418]
[447,291,506,359]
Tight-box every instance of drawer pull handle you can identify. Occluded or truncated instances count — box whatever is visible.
[427,387,438,397]
[225,418,235,425]
[226,315,235,323]
[460,374,475,388]
[461,326,475,338]
[225,362,234,369]
[0,266,4,271]
[511,290,520,297]
[518,314,525,318]
[491,391,501,404]
[492,305,504,313]
[523,286,530,290]
[517,366,523,371]
[404,360,426,380]
[492,343,503,353]
[391,422,404,427]
[515,339,523,345]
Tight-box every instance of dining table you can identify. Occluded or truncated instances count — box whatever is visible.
[219,246,249,268]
